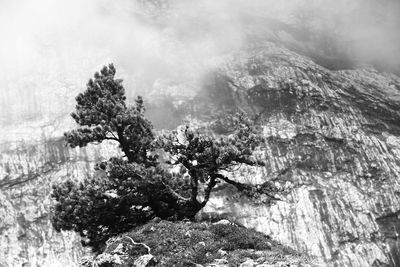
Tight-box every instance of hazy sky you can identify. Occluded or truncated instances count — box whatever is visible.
[1,0,399,77]
[0,0,399,129]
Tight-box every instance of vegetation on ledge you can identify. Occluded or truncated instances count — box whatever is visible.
[80,219,314,267]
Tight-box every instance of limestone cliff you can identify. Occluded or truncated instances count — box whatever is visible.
[0,135,121,266]
[1,42,400,266]
[201,43,400,267]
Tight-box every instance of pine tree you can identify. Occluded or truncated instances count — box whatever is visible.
[52,64,160,251]
[157,113,280,219]
[51,64,278,252]
[64,63,156,166]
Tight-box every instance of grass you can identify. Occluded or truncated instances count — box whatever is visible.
[96,219,315,267]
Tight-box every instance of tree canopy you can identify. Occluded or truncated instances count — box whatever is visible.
[51,64,279,252]
[65,64,156,166]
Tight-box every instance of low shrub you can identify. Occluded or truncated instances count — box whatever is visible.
[210,223,271,251]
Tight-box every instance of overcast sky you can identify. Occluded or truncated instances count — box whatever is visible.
[0,0,399,128]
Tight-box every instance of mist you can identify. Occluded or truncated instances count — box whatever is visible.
[0,0,399,130]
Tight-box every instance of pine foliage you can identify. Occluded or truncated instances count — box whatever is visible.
[51,64,276,252]
[64,64,156,166]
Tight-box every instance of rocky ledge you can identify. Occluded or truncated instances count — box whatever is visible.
[81,219,315,267]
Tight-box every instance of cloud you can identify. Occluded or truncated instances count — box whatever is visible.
[0,0,399,127]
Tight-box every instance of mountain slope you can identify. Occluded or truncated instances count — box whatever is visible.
[200,42,400,267]
[1,42,400,266]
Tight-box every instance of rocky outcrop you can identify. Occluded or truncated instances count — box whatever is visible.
[83,219,311,267]
[80,236,155,267]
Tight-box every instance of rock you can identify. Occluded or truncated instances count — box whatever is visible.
[151,217,162,223]
[133,254,156,267]
[184,231,192,238]
[95,253,124,265]
[79,256,95,267]
[213,219,231,225]
[202,43,400,267]
[217,249,228,256]
[207,258,229,266]
[214,258,228,264]
[255,256,266,263]
[239,258,256,267]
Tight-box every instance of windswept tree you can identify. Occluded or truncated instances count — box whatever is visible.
[157,114,280,219]
[52,64,160,251]
[51,64,279,252]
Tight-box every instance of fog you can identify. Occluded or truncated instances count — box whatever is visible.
[0,0,399,129]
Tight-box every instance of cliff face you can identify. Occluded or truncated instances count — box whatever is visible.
[201,43,400,267]
[0,131,119,266]
[1,42,400,266]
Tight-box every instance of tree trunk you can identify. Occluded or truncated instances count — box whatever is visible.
[116,127,133,162]
[176,199,203,220]
[149,197,203,220]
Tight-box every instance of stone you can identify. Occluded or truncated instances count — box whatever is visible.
[151,217,162,223]
[239,258,256,267]
[133,254,156,267]
[214,258,228,264]
[96,253,123,265]
[207,258,229,266]
[212,219,231,225]
[255,256,266,263]
[217,249,228,256]
[184,231,192,238]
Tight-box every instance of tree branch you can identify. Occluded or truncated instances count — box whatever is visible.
[159,178,190,202]
[215,174,281,201]
[189,169,199,203]
[107,131,119,141]
[201,175,216,207]
[235,157,263,166]
[214,174,251,191]
[104,136,120,142]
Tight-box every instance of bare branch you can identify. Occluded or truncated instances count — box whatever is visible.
[214,173,251,191]
[159,178,190,201]
[104,136,120,142]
